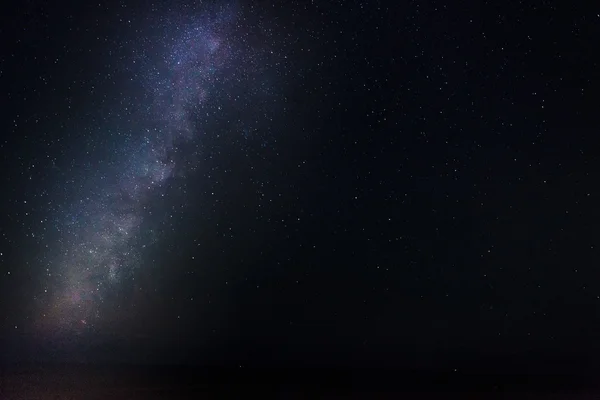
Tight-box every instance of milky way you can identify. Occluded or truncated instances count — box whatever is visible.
[35,5,275,336]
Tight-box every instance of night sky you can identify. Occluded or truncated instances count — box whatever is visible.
[1,0,600,371]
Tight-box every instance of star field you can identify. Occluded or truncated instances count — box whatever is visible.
[2,0,600,370]
[37,8,244,335]
[3,2,291,346]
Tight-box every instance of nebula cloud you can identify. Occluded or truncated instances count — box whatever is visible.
[35,6,266,336]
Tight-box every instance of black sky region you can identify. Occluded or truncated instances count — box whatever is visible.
[1,0,600,371]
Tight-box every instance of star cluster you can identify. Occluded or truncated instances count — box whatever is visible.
[33,6,270,336]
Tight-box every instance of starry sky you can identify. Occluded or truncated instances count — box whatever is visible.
[1,0,600,369]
